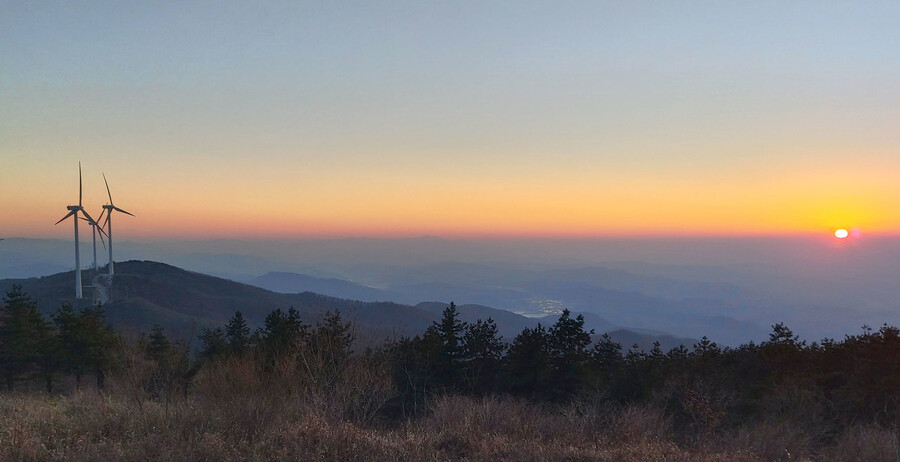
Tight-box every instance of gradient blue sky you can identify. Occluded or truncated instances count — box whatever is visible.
[2,1,899,238]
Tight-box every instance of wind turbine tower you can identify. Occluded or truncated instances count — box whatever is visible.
[82,212,108,271]
[55,162,98,299]
[101,173,133,276]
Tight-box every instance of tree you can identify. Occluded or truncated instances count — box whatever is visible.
[53,304,82,381]
[78,305,117,389]
[0,285,55,391]
[143,325,191,406]
[768,322,801,346]
[198,328,228,361]
[225,311,251,355]
[53,303,116,389]
[461,318,505,394]
[502,324,551,399]
[430,302,467,391]
[589,333,624,390]
[391,329,442,414]
[258,307,307,365]
[304,311,354,392]
[147,324,172,365]
[547,309,594,401]
[760,322,807,388]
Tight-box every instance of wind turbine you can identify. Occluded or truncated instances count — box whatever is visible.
[101,173,133,276]
[55,162,98,299]
[81,211,108,272]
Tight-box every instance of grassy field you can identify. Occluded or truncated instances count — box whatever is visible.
[2,364,897,462]
[3,297,900,461]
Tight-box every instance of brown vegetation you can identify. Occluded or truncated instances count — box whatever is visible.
[1,355,898,462]
[4,289,900,460]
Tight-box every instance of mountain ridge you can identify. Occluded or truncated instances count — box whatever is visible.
[0,260,698,350]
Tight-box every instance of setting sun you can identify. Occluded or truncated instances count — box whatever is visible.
[834,229,849,239]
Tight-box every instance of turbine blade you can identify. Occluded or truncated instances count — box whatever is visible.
[114,206,134,217]
[99,231,107,250]
[103,173,113,205]
[97,224,109,238]
[79,162,83,206]
[97,208,106,226]
[81,209,96,223]
[55,210,76,225]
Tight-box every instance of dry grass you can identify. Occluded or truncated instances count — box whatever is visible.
[818,425,899,462]
[2,357,898,461]
[0,390,761,461]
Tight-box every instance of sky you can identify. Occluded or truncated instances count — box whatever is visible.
[2,1,900,239]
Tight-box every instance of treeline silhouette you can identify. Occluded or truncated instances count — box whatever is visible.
[5,285,900,443]
[391,302,900,437]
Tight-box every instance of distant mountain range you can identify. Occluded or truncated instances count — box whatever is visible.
[246,268,768,345]
[248,271,388,302]
[5,236,900,344]
[0,261,697,352]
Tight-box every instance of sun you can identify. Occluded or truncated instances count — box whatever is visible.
[834,229,849,239]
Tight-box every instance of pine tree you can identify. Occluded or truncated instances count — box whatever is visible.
[258,307,308,365]
[0,285,55,391]
[199,328,228,361]
[225,311,251,355]
[547,309,594,400]
[147,324,172,366]
[590,333,624,389]
[461,317,505,394]
[144,325,191,401]
[78,305,116,389]
[53,304,82,382]
[502,324,551,399]
[314,311,353,361]
[431,302,467,391]
[34,315,59,393]
[306,311,354,391]
[391,329,442,414]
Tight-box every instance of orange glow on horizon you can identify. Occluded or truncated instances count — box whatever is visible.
[2,151,898,241]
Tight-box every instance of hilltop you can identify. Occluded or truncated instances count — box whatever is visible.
[0,260,696,350]
[0,261,433,338]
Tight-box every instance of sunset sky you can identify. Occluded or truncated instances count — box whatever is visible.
[2,1,899,239]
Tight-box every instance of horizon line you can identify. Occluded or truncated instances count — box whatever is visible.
[4,231,899,242]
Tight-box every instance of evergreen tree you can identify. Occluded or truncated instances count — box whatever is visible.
[691,336,721,358]
[147,324,172,366]
[225,311,251,355]
[306,311,354,391]
[760,322,807,387]
[78,305,117,389]
[391,329,442,414]
[144,325,191,399]
[30,311,59,394]
[313,311,353,362]
[590,333,624,389]
[502,324,551,399]
[461,317,505,394]
[547,309,594,401]
[258,307,307,364]
[198,328,228,361]
[53,304,82,381]
[0,285,55,391]
[430,302,467,391]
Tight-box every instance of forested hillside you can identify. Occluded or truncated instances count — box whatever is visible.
[2,284,900,460]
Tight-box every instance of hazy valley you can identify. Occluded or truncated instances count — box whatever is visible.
[3,236,899,346]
